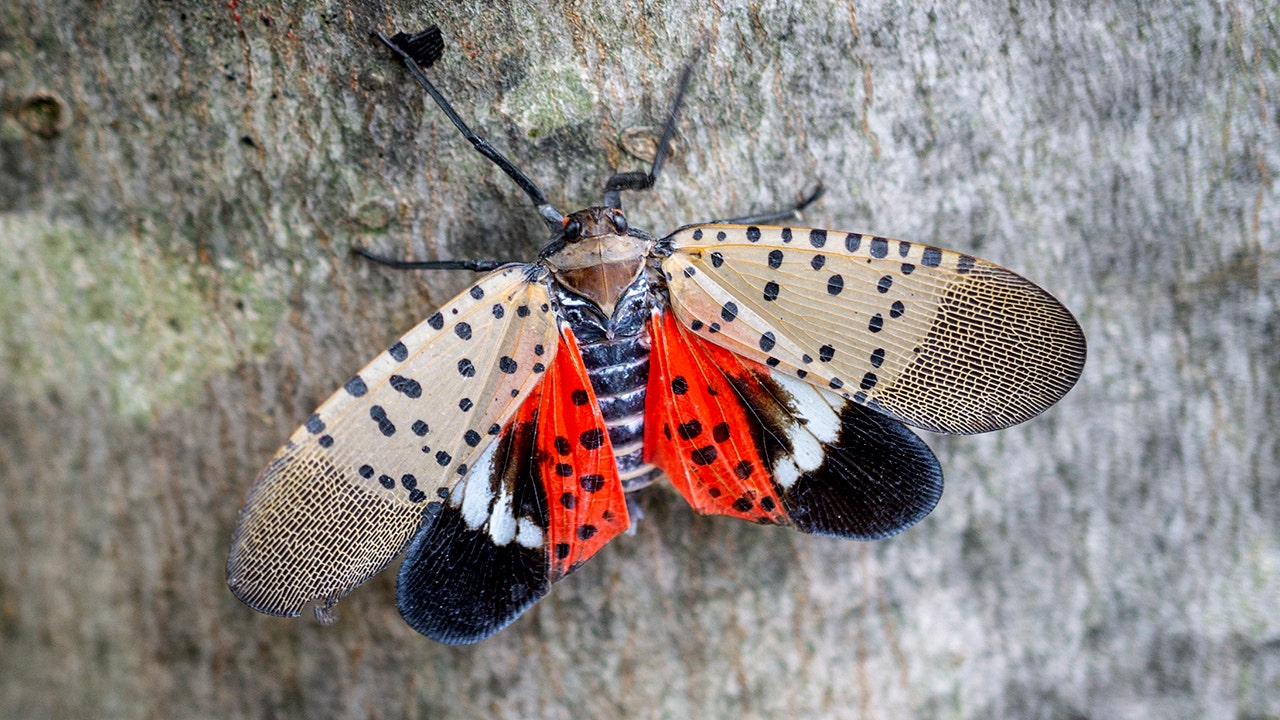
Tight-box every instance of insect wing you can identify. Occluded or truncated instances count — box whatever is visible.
[226,265,559,619]
[396,327,628,644]
[646,310,943,539]
[662,225,1086,435]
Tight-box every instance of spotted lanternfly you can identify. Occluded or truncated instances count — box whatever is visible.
[226,27,1087,645]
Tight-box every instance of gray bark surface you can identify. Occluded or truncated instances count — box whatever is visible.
[2,1,1277,718]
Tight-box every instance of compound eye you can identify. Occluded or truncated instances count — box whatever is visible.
[611,211,629,234]
[562,217,582,240]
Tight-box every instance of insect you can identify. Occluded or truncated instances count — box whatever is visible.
[226,26,1087,645]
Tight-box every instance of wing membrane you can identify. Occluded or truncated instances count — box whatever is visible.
[227,265,558,617]
[662,225,1086,434]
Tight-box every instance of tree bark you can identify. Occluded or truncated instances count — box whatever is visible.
[2,1,1277,718]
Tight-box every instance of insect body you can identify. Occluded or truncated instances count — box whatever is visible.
[226,28,1087,644]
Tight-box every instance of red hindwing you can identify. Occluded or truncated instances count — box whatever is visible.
[644,310,789,525]
[533,327,630,578]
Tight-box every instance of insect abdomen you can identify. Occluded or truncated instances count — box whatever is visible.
[577,331,661,490]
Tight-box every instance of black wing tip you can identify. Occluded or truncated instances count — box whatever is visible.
[395,505,552,644]
[389,26,445,68]
[782,402,945,540]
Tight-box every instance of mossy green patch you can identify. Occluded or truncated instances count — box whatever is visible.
[0,215,283,423]
[500,65,594,141]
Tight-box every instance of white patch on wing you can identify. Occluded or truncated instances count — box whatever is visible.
[457,441,499,530]
[488,489,516,546]
[771,371,841,444]
[773,457,801,489]
[515,517,544,549]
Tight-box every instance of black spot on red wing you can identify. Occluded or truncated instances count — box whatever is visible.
[579,475,606,492]
[555,463,573,477]
[560,492,576,509]
[844,233,862,252]
[734,460,753,479]
[677,419,703,440]
[712,422,730,442]
[389,341,409,361]
[691,445,718,465]
[708,487,722,497]
[579,428,605,450]
[555,543,571,559]
[759,496,776,512]
[732,497,754,512]
[427,313,444,330]
[555,436,571,455]
[763,281,780,301]
[412,420,429,436]
[570,389,589,406]
[577,524,599,540]
[768,249,783,269]
[671,376,689,395]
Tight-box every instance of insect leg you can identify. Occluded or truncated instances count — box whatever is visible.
[602,48,702,209]
[352,246,509,272]
[707,183,826,225]
[374,29,565,228]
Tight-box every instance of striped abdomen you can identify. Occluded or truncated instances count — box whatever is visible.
[577,329,661,491]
